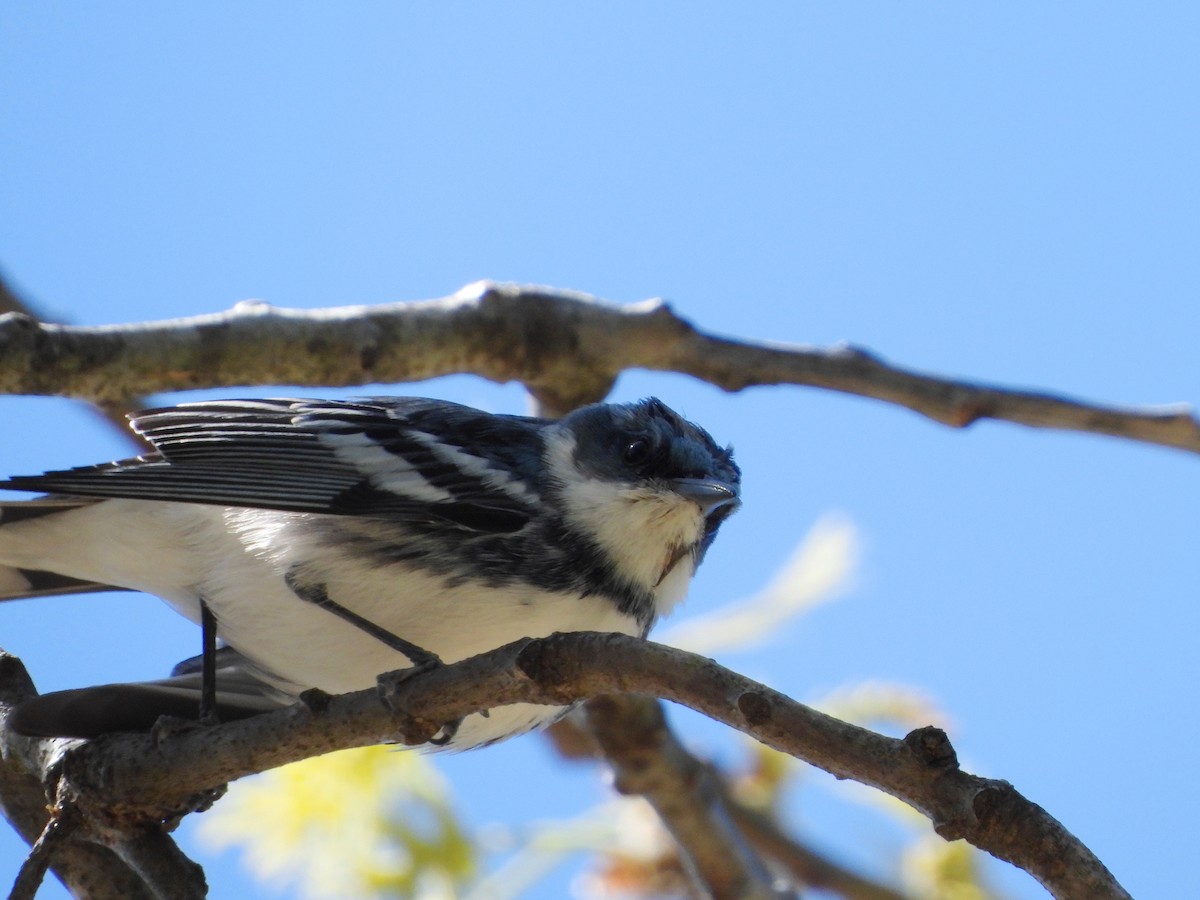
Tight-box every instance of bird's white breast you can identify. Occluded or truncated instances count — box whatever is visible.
[0,482,696,746]
[544,432,706,618]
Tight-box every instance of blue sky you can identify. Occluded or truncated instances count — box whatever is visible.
[2,5,1198,898]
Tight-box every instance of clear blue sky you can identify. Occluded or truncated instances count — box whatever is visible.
[3,5,1198,898]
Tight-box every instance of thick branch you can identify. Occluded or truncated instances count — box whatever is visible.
[9,634,1126,900]
[0,654,162,900]
[0,282,1195,454]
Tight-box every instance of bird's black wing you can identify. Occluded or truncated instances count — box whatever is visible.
[0,398,546,534]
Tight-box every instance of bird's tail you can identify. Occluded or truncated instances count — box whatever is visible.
[0,498,127,601]
[0,498,293,737]
[8,647,294,737]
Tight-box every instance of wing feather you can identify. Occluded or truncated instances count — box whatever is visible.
[0,398,545,533]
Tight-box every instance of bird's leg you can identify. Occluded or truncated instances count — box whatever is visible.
[199,599,219,725]
[283,570,459,744]
[283,571,443,668]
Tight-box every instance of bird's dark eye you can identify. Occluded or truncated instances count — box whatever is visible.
[622,437,653,468]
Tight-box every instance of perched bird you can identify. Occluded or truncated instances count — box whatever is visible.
[0,397,739,747]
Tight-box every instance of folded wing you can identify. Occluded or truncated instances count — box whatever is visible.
[0,398,545,534]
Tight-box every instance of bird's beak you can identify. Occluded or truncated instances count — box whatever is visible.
[670,478,740,516]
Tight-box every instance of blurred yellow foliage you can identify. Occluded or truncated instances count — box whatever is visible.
[903,835,995,900]
[198,746,473,898]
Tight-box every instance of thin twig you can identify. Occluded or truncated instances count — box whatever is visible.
[8,803,77,900]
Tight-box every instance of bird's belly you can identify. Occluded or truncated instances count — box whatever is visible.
[205,566,639,695]
[194,511,643,746]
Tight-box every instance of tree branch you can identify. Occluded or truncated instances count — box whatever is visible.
[0,282,1195,454]
[549,708,913,900]
[724,801,912,900]
[584,694,792,900]
[4,634,1127,900]
[0,282,1154,897]
[0,270,149,450]
[0,653,163,900]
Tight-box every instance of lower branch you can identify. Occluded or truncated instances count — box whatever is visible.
[4,635,1127,900]
[549,705,912,900]
[0,653,165,900]
[584,694,793,900]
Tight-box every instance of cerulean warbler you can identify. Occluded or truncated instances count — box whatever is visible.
[0,396,739,747]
